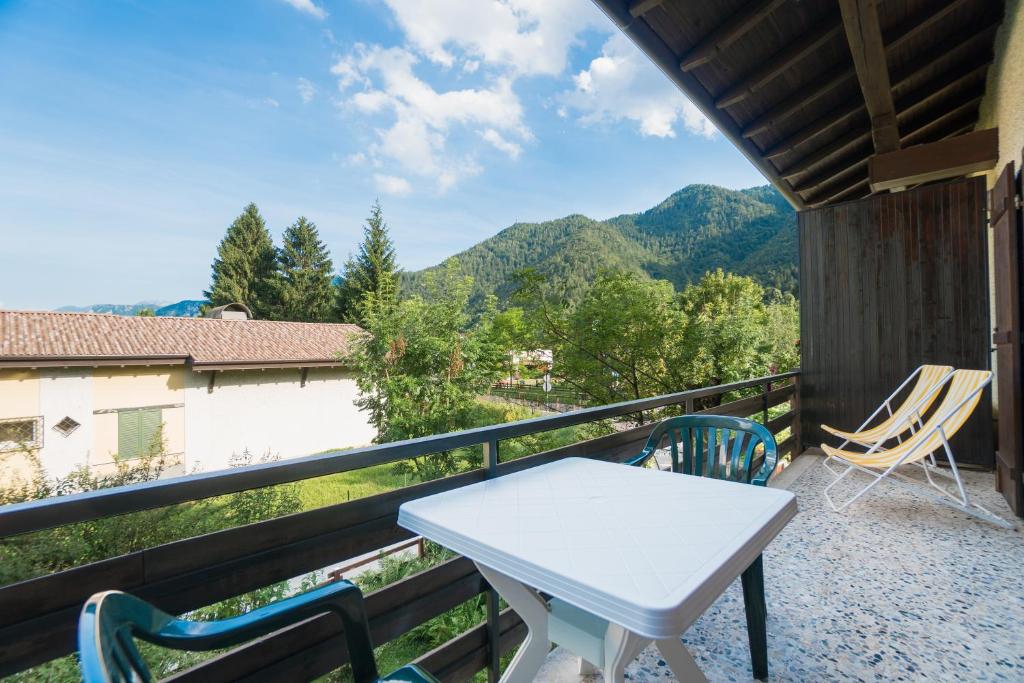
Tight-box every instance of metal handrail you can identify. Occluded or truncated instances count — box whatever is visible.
[0,370,798,539]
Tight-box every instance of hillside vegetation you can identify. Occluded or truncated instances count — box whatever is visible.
[402,184,797,307]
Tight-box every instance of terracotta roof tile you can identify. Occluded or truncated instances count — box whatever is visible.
[0,310,363,367]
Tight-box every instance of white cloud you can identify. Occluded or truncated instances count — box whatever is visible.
[481,129,522,159]
[297,77,316,103]
[263,97,280,108]
[381,0,605,76]
[374,173,413,195]
[333,44,530,192]
[280,0,327,20]
[562,34,717,139]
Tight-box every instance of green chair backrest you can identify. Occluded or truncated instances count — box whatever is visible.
[626,414,779,486]
[78,581,380,683]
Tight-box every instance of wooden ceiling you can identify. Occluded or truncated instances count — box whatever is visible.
[594,0,1006,208]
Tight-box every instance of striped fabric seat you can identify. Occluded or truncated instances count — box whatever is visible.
[821,369,1008,527]
[822,369,988,467]
[821,364,953,444]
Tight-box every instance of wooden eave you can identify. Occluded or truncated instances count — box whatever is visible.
[591,0,1005,208]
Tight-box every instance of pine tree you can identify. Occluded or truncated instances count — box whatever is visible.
[336,200,398,323]
[278,217,335,322]
[203,203,280,319]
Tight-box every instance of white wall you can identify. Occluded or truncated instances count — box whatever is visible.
[184,367,376,472]
[37,368,94,479]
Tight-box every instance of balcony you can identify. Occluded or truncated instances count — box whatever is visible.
[1,370,1020,682]
[539,456,1023,681]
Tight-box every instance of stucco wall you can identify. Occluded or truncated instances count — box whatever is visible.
[979,0,1024,186]
[91,366,186,467]
[184,367,375,472]
[38,369,94,478]
[0,370,41,484]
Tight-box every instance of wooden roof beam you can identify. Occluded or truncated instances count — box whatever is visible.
[868,128,998,192]
[781,57,990,180]
[801,98,983,203]
[741,0,977,139]
[762,19,997,160]
[839,0,899,153]
[714,10,843,108]
[628,0,664,17]
[679,0,788,71]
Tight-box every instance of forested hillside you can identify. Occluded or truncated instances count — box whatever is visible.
[402,184,797,307]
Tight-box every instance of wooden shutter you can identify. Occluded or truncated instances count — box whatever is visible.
[117,408,162,460]
[117,410,141,460]
[139,408,162,457]
[991,161,1024,516]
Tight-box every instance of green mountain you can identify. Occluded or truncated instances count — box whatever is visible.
[403,184,797,306]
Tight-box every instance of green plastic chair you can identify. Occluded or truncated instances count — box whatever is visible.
[78,580,437,683]
[629,414,778,680]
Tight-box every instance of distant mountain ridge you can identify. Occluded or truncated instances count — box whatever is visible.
[402,184,797,307]
[56,300,205,317]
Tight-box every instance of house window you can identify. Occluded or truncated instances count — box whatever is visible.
[0,416,43,452]
[117,408,163,460]
[53,416,81,437]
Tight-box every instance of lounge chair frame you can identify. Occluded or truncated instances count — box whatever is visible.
[823,372,1011,528]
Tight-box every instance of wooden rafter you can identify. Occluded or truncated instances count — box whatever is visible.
[679,0,787,71]
[802,95,984,204]
[763,19,997,160]
[781,56,990,180]
[714,10,843,108]
[868,128,998,192]
[838,0,899,153]
[628,0,664,17]
[741,0,978,139]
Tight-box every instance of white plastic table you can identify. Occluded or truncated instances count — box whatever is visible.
[398,457,798,682]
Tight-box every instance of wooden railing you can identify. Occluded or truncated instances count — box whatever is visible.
[0,370,800,681]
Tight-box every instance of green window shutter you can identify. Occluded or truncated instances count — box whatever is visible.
[117,408,162,460]
[117,411,141,460]
[139,408,162,456]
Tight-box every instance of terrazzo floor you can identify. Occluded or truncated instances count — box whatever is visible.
[536,455,1024,682]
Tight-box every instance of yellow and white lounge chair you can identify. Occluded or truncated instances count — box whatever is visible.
[822,364,953,449]
[822,369,1009,527]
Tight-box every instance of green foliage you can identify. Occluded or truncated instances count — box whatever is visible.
[336,200,399,323]
[349,261,503,481]
[278,216,336,322]
[204,203,281,319]
[402,184,797,310]
[517,268,800,411]
[134,307,156,317]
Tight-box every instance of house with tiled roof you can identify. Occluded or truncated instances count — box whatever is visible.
[0,309,375,481]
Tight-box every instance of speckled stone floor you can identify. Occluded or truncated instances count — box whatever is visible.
[536,455,1024,682]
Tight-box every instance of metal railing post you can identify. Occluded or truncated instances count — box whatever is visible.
[792,374,803,455]
[763,380,772,425]
[483,439,501,683]
[685,397,695,414]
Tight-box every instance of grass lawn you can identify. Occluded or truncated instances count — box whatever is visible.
[296,462,412,510]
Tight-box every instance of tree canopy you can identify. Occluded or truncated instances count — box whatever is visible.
[203,203,281,319]
[336,200,399,323]
[278,216,335,322]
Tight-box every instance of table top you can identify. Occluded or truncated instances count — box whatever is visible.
[398,457,798,639]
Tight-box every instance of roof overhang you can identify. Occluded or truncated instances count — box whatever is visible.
[0,355,187,369]
[591,0,1005,208]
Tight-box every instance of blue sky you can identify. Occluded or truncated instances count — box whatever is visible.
[0,0,765,310]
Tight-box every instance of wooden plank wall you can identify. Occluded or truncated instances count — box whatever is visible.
[799,176,993,467]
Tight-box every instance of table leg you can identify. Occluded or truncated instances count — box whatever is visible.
[602,623,647,683]
[741,554,768,680]
[474,562,550,683]
[654,637,708,683]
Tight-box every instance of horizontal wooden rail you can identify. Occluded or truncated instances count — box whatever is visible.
[0,371,800,680]
[0,371,798,538]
